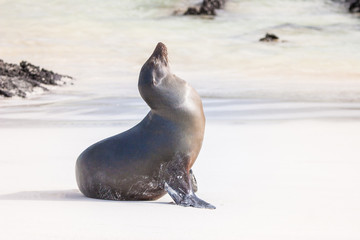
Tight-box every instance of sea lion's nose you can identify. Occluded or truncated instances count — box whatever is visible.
[151,42,168,64]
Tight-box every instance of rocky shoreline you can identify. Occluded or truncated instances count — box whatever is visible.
[0,59,72,98]
[181,0,360,17]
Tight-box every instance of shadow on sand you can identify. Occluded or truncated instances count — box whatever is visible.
[0,189,173,205]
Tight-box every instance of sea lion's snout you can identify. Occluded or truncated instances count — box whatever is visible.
[150,42,168,65]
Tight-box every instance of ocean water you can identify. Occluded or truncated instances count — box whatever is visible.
[0,0,360,125]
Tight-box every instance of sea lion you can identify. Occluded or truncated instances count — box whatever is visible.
[75,42,215,209]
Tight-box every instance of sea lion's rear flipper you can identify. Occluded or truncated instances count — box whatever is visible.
[189,169,198,193]
[163,161,215,209]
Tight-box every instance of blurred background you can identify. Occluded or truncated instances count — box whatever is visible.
[1,0,360,125]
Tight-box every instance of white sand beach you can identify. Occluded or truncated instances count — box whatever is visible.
[1,116,360,239]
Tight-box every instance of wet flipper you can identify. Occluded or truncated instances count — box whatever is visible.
[165,182,215,209]
[163,158,215,209]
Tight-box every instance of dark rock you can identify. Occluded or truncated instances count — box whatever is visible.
[331,0,360,13]
[259,33,280,42]
[184,0,226,16]
[349,0,360,12]
[0,88,14,97]
[0,59,72,98]
[184,7,201,15]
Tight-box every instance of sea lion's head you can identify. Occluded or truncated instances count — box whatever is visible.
[138,42,185,111]
[139,42,169,86]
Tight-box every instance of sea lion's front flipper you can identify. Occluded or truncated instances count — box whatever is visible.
[163,159,215,209]
[165,182,215,209]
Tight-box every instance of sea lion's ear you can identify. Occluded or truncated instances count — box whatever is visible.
[151,76,158,86]
[151,64,167,86]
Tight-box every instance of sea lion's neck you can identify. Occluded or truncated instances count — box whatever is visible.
[150,81,204,125]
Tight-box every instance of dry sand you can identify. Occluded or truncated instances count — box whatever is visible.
[0,120,359,239]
